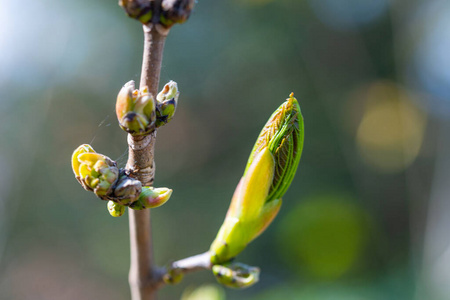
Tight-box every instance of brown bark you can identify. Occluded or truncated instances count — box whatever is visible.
[127,23,167,300]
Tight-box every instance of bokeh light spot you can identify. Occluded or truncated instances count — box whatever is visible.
[181,284,226,300]
[355,82,426,173]
[277,193,370,280]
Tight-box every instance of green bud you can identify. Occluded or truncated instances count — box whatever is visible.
[160,0,195,28]
[157,80,179,102]
[163,266,184,285]
[72,145,119,197]
[210,93,304,264]
[129,187,172,210]
[155,81,179,128]
[119,0,154,24]
[246,93,304,202]
[212,263,260,289]
[107,201,126,217]
[116,80,156,135]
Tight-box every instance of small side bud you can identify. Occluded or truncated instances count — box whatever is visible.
[160,0,195,28]
[116,80,157,135]
[212,263,260,289]
[157,80,179,102]
[119,0,154,24]
[155,81,179,128]
[130,187,172,210]
[163,266,184,285]
[107,201,126,217]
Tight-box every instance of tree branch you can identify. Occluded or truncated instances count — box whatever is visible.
[170,251,212,273]
[125,1,198,298]
[127,22,168,300]
[150,251,212,287]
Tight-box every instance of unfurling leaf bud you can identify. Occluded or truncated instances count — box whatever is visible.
[155,80,179,128]
[245,92,304,202]
[210,93,304,265]
[72,145,119,197]
[212,263,260,289]
[160,0,195,28]
[116,80,157,135]
[119,0,154,24]
[130,187,172,210]
[72,144,95,177]
[108,201,126,217]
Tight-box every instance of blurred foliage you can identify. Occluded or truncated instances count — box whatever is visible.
[181,284,226,300]
[0,0,447,299]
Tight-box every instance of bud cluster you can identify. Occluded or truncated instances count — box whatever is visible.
[72,144,172,217]
[72,144,119,197]
[116,80,179,135]
[116,81,156,135]
[119,0,194,28]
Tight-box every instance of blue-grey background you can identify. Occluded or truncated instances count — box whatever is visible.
[1,0,450,299]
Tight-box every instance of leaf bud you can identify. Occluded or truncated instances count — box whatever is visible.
[163,266,184,285]
[160,0,195,28]
[116,80,157,135]
[155,80,179,128]
[119,0,154,24]
[107,201,126,217]
[245,92,304,202]
[129,187,172,210]
[72,145,119,197]
[212,262,260,289]
[210,93,304,264]
[72,144,95,177]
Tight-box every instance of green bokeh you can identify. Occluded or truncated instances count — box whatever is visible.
[278,193,370,279]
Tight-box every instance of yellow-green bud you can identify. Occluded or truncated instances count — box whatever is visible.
[155,81,179,128]
[210,93,304,264]
[129,187,172,210]
[160,0,195,28]
[212,263,260,289]
[116,80,156,135]
[119,0,154,24]
[72,144,95,177]
[157,80,179,102]
[107,201,126,217]
[246,93,304,202]
[163,267,184,285]
[72,145,119,197]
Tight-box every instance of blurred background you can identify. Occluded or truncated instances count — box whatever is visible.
[1,0,450,299]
